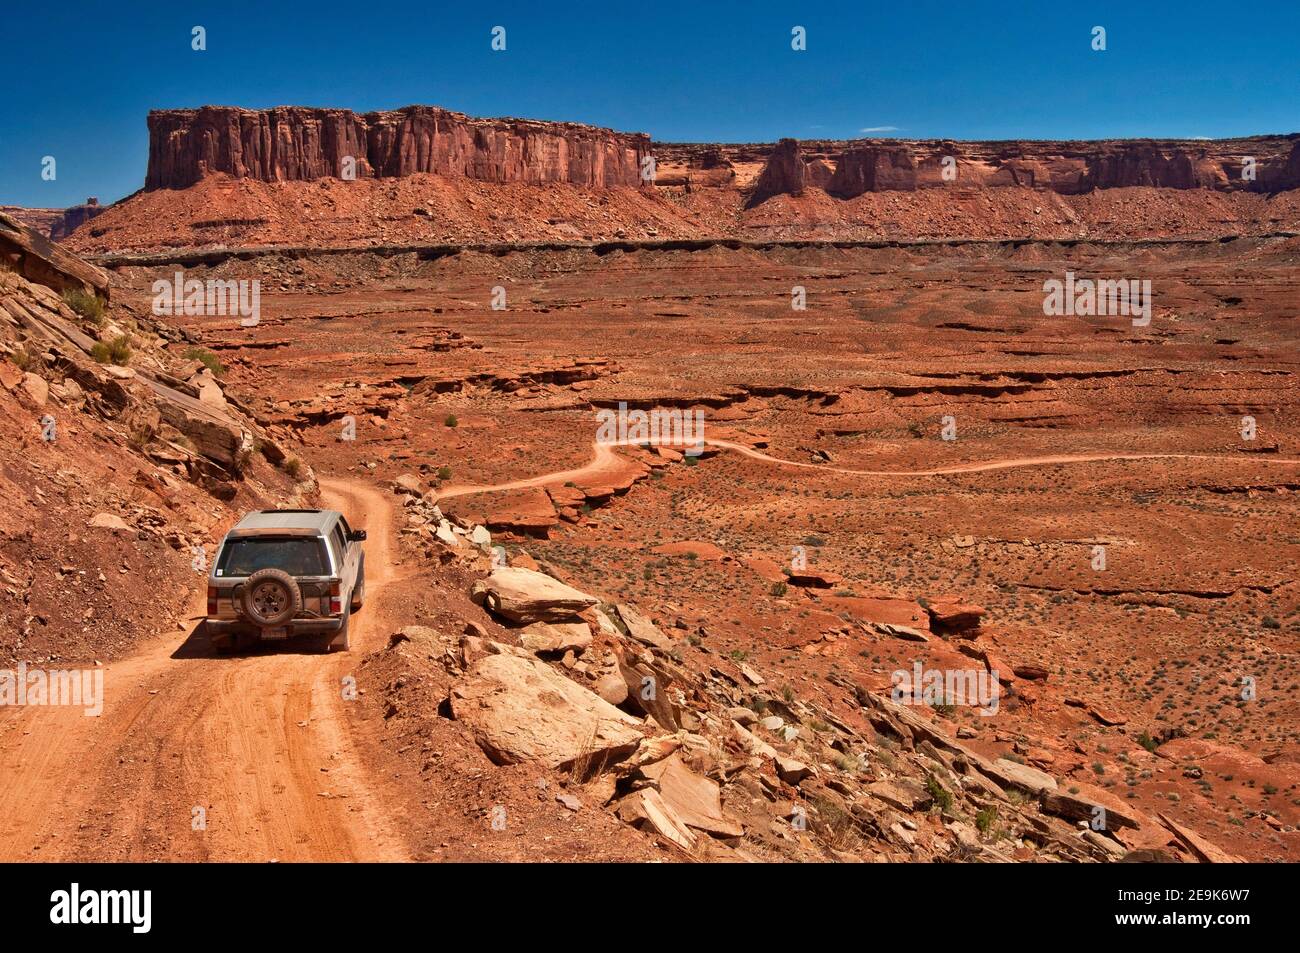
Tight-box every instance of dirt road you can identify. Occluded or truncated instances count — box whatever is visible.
[435,438,1300,501]
[0,477,410,862]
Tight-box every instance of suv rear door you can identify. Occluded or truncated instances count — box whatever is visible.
[328,520,357,597]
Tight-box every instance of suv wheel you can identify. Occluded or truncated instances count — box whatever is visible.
[240,568,302,627]
[327,606,351,653]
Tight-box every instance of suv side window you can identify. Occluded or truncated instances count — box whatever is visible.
[330,525,348,570]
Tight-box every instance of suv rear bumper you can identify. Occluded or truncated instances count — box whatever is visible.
[205,618,343,637]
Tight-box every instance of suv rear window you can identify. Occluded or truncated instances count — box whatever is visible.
[216,537,328,577]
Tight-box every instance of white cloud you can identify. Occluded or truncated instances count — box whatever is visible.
[859,125,900,133]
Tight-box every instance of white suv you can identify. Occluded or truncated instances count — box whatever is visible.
[205,509,366,653]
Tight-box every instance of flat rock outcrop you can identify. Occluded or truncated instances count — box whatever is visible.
[449,652,644,769]
[471,566,599,624]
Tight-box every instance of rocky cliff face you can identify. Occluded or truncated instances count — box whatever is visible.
[699,136,1300,204]
[746,139,806,206]
[146,106,652,191]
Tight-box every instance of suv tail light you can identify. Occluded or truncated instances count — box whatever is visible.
[329,581,342,615]
[207,585,218,616]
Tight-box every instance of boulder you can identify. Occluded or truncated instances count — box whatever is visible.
[0,360,22,391]
[878,622,929,642]
[88,512,131,533]
[867,779,933,812]
[1157,813,1244,863]
[1042,782,1149,832]
[979,757,1058,796]
[19,372,48,407]
[636,753,744,838]
[449,653,643,770]
[615,787,696,850]
[924,598,986,632]
[612,603,673,651]
[518,621,592,655]
[594,671,629,706]
[472,567,597,624]
[392,474,424,496]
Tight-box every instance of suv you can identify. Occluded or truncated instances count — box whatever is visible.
[205,509,366,653]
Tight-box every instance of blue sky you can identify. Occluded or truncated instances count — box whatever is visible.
[2,1,1296,206]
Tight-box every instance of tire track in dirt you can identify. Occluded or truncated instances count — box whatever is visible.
[0,476,410,861]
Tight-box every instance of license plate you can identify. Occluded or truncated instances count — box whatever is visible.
[262,627,288,640]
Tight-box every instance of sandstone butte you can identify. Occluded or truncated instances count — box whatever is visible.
[141,105,1300,196]
[144,105,653,190]
[22,104,1297,255]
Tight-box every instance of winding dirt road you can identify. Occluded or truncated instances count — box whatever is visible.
[435,438,1300,501]
[3,443,1296,861]
[0,477,409,862]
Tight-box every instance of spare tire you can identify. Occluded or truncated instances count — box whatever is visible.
[240,568,301,627]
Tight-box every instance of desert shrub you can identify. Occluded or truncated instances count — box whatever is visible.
[436,465,452,481]
[91,334,131,366]
[770,580,788,597]
[283,457,302,478]
[925,775,954,813]
[62,287,105,325]
[444,414,458,428]
[182,346,225,378]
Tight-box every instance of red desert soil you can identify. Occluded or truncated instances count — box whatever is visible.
[0,479,410,861]
[0,477,656,861]
[57,233,1293,862]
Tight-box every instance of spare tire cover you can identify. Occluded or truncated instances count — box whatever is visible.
[241,568,302,626]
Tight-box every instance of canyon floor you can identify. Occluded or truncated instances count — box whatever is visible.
[4,230,1299,862]
[75,236,1300,860]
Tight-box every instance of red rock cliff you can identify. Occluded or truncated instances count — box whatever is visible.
[726,136,1300,204]
[145,106,652,191]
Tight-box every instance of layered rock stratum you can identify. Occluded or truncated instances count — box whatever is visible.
[145,105,652,190]
[42,105,1300,254]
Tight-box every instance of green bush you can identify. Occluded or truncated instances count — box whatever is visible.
[444,414,458,428]
[436,465,453,481]
[62,287,105,326]
[925,775,954,813]
[182,346,225,378]
[91,334,132,366]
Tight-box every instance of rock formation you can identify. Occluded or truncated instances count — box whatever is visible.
[736,135,1300,204]
[746,138,806,207]
[827,144,918,196]
[145,105,652,191]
